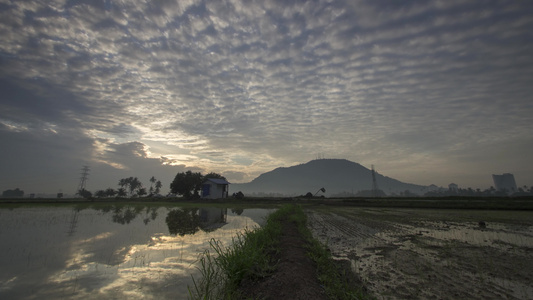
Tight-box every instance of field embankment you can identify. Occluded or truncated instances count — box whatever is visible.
[2,196,533,211]
[189,204,370,300]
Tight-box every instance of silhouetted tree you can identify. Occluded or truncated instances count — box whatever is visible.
[105,188,116,197]
[170,171,226,198]
[78,188,92,199]
[118,178,127,189]
[155,180,162,195]
[149,176,156,195]
[118,177,143,197]
[204,172,227,180]
[170,171,204,198]
[117,188,127,198]
[137,187,147,197]
[233,191,244,199]
[95,190,106,198]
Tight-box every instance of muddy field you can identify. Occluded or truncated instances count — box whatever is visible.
[306,207,533,300]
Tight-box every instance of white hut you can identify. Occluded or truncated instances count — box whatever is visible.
[201,178,230,199]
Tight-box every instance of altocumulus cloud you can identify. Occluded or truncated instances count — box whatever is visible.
[0,0,532,194]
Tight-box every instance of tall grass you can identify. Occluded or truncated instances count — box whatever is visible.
[189,205,290,299]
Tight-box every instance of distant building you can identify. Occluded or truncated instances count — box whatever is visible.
[201,178,230,199]
[448,183,458,192]
[492,173,517,193]
[428,184,439,192]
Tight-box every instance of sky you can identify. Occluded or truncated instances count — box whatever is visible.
[1,0,532,195]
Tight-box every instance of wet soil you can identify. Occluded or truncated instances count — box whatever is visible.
[307,207,533,300]
[238,218,328,300]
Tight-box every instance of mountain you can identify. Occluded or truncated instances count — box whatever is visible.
[231,159,428,196]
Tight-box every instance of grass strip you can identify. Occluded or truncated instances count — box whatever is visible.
[188,205,292,299]
[189,204,372,299]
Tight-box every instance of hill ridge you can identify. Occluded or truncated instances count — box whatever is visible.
[232,159,428,196]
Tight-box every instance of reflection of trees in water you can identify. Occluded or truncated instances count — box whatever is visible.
[166,208,201,236]
[91,205,159,225]
[112,207,137,224]
[166,208,229,236]
[88,205,230,235]
[143,208,158,225]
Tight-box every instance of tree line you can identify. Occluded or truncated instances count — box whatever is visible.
[2,188,24,198]
[78,175,163,199]
[75,171,226,199]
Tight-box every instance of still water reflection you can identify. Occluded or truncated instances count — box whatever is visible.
[0,205,272,299]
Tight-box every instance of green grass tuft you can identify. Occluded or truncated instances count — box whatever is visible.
[188,206,290,299]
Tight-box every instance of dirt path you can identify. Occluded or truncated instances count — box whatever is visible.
[238,217,328,300]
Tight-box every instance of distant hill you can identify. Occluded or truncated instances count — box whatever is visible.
[231,159,428,196]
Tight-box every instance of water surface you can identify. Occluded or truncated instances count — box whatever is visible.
[0,204,272,299]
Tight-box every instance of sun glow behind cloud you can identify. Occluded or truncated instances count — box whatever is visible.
[0,0,532,193]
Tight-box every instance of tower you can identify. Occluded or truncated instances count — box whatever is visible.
[492,173,517,194]
[76,165,90,194]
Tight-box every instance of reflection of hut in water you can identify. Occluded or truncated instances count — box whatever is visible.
[199,208,227,232]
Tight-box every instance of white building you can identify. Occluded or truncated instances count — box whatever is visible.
[201,178,230,199]
[492,173,517,193]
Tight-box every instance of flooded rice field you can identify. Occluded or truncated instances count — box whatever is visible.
[307,207,533,300]
[0,204,272,299]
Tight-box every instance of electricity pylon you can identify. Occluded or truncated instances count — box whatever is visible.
[76,165,90,195]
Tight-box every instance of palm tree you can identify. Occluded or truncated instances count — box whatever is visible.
[137,187,147,197]
[155,180,162,195]
[149,176,156,195]
[128,177,142,196]
[118,177,143,197]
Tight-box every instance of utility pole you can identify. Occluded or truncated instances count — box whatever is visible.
[371,164,379,198]
[76,165,90,195]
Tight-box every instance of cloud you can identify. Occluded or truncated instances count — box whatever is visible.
[1,0,532,193]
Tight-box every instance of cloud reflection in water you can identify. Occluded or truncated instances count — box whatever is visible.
[0,205,272,299]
